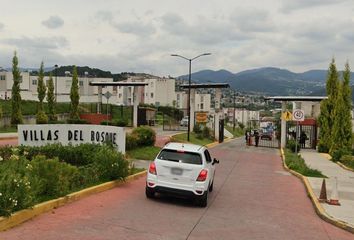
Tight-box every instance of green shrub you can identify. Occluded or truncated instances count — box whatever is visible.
[112,119,128,127]
[30,155,79,198]
[193,124,202,134]
[92,145,129,181]
[67,119,89,124]
[286,139,299,153]
[202,126,211,138]
[18,143,102,166]
[36,111,48,124]
[100,120,112,125]
[331,148,351,162]
[340,154,354,161]
[0,157,36,217]
[131,126,156,146]
[126,133,138,150]
[317,142,329,153]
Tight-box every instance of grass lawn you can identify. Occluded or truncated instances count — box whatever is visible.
[126,146,161,160]
[0,126,18,133]
[225,125,244,138]
[170,132,215,146]
[284,150,326,178]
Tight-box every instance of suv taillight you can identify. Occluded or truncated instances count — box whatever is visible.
[149,162,157,175]
[197,169,208,181]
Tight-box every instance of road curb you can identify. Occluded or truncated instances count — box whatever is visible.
[280,149,354,234]
[0,171,147,232]
[320,153,354,173]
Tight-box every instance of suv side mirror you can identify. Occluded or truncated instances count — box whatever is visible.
[212,158,220,165]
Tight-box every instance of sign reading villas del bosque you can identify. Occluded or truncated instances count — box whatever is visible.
[18,124,126,153]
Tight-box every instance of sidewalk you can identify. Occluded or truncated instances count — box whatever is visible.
[300,149,354,228]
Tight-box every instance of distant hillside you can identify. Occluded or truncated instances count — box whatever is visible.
[179,67,354,96]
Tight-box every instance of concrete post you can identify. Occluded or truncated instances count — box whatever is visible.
[214,89,222,141]
[97,86,102,114]
[281,101,287,148]
[190,89,196,131]
[133,86,139,127]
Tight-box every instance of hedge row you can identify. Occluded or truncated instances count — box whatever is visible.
[0,144,129,217]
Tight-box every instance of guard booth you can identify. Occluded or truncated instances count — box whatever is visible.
[138,107,157,126]
[265,96,327,149]
[180,83,229,143]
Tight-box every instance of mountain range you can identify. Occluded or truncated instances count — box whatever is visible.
[178,67,354,96]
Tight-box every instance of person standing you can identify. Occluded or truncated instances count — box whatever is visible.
[300,131,307,148]
[254,130,260,147]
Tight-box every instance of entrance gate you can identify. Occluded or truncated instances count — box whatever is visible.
[286,119,317,149]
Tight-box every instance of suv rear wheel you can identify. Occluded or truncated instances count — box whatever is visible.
[196,191,208,207]
[145,187,155,199]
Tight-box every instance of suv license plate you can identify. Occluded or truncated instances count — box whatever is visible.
[171,168,183,175]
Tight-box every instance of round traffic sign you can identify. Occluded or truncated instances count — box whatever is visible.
[293,109,304,121]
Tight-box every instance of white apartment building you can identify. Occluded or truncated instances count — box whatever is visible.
[0,69,117,103]
[292,101,321,118]
[175,91,211,112]
[225,108,260,125]
[116,76,176,107]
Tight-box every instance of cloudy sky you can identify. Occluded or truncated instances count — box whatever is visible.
[0,0,354,76]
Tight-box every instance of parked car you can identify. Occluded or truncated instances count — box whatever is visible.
[145,142,219,207]
[180,116,189,127]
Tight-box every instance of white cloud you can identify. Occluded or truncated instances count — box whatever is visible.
[280,0,349,13]
[42,16,64,29]
[0,0,353,75]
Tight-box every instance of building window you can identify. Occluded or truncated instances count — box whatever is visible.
[79,81,83,86]
[200,95,204,102]
[0,75,5,81]
[150,93,154,98]
[200,103,204,110]
[32,79,37,85]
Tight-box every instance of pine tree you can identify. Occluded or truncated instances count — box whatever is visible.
[46,73,57,121]
[11,52,23,125]
[37,62,46,110]
[318,58,339,152]
[70,66,80,119]
[333,62,352,151]
[36,61,48,123]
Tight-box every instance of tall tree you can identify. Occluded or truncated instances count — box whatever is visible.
[331,62,352,152]
[37,62,46,111]
[11,52,23,125]
[318,58,339,152]
[36,61,48,124]
[46,73,56,121]
[70,66,80,119]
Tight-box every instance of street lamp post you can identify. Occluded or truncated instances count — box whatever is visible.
[171,53,211,141]
[54,64,58,102]
[233,90,236,132]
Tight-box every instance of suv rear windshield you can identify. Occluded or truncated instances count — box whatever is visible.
[157,149,202,165]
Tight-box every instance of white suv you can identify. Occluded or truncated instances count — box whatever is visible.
[145,142,219,207]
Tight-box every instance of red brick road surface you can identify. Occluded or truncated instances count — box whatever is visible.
[0,138,353,239]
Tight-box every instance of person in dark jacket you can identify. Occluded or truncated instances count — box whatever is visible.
[254,130,260,147]
[300,131,307,148]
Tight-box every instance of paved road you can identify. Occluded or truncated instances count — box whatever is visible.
[1,138,353,239]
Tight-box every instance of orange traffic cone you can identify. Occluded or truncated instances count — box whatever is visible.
[327,177,340,206]
[318,179,327,203]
